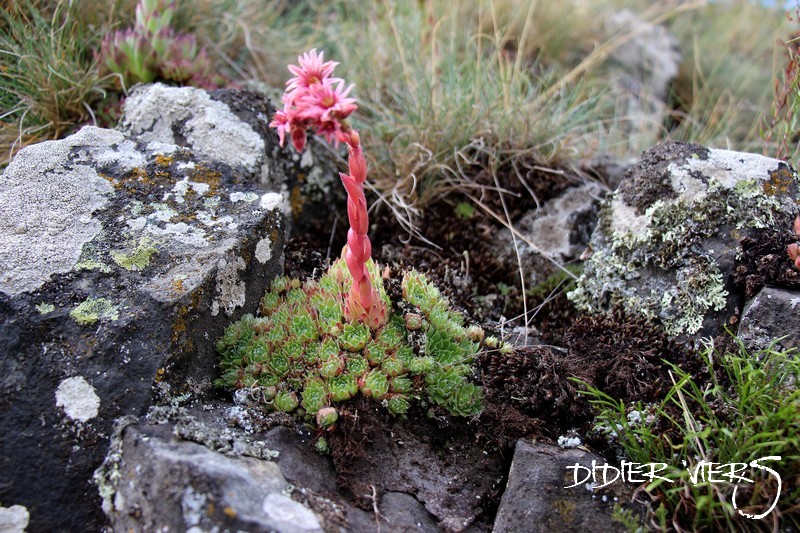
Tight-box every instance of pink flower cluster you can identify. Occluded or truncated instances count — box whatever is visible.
[270,49,357,152]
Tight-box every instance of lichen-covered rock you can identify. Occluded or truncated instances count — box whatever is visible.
[95,406,438,532]
[119,83,345,235]
[569,142,800,339]
[97,417,323,532]
[121,84,266,172]
[0,116,286,529]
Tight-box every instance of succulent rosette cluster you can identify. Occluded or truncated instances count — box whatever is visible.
[216,261,485,439]
[97,0,225,89]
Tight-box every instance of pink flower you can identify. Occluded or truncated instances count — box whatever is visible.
[286,48,339,93]
[269,109,290,147]
[295,79,357,145]
[295,79,355,119]
[271,52,356,149]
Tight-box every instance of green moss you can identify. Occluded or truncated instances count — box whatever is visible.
[111,237,158,271]
[527,264,583,301]
[36,302,55,314]
[70,297,119,325]
[75,258,112,273]
[216,259,485,430]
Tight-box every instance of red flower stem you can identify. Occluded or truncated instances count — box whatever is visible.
[340,129,386,329]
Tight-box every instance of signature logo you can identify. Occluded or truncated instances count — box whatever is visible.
[565,456,782,520]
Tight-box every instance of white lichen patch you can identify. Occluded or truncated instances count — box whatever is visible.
[181,487,207,529]
[168,178,211,204]
[55,376,100,423]
[36,302,55,314]
[255,237,272,264]
[300,149,314,169]
[148,203,178,223]
[147,222,209,248]
[94,138,145,172]
[213,256,247,316]
[126,217,148,232]
[261,493,321,531]
[0,504,30,533]
[145,141,179,155]
[608,196,652,246]
[0,126,122,296]
[230,191,260,203]
[260,192,284,211]
[557,435,582,449]
[129,200,145,217]
[670,149,785,196]
[121,84,264,172]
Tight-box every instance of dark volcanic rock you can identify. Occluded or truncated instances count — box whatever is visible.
[493,441,640,533]
[96,405,439,532]
[0,86,294,530]
[97,415,323,533]
[738,286,800,352]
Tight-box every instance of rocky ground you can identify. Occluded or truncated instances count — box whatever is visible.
[1,79,799,532]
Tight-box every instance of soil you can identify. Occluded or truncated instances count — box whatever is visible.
[733,227,800,300]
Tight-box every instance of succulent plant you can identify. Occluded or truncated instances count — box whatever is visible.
[217,259,486,436]
[97,0,227,90]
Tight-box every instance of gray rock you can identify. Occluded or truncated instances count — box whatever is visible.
[569,142,800,339]
[493,441,637,533]
[0,111,286,529]
[380,491,439,531]
[492,182,605,287]
[121,83,265,173]
[604,9,681,147]
[738,286,800,351]
[0,127,134,295]
[97,406,440,532]
[97,420,323,533]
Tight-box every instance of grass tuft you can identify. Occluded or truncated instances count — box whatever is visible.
[579,336,800,531]
[0,1,115,162]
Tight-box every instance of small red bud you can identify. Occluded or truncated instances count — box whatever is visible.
[789,243,799,262]
[291,128,306,152]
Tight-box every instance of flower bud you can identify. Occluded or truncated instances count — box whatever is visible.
[316,407,339,428]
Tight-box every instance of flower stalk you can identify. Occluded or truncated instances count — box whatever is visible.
[270,49,386,329]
